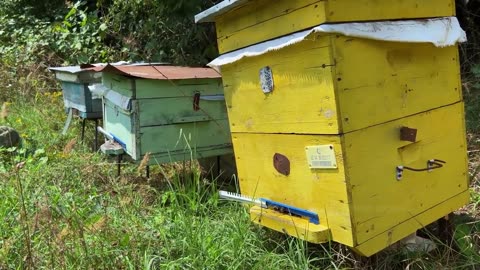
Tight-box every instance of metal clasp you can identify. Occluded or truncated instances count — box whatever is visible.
[193,92,201,111]
[396,159,446,180]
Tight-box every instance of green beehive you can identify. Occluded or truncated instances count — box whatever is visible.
[97,65,232,165]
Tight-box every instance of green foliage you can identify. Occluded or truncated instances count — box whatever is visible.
[0,0,64,19]
[464,64,480,132]
[0,1,112,66]
[102,0,219,65]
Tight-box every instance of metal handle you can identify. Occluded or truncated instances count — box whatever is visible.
[396,159,446,180]
[193,92,201,111]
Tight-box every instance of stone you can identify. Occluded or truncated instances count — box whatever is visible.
[0,126,21,148]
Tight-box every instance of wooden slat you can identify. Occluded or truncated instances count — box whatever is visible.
[250,206,331,244]
[214,0,455,53]
[325,0,455,22]
[144,146,232,165]
[216,0,324,53]
[135,78,224,99]
[138,98,228,127]
[103,99,136,157]
[333,36,462,132]
[139,120,232,158]
[102,73,134,98]
[351,191,469,256]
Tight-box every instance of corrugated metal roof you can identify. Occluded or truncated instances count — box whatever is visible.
[48,62,166,74]
[94,65,222,80]
[195,0,250,23]
[48,61,130,74]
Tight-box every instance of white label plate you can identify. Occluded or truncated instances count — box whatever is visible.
[305,145,337,169]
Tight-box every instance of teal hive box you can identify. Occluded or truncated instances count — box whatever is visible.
[49,65,103,119]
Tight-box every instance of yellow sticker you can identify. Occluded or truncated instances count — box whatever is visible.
[305,145,337,169]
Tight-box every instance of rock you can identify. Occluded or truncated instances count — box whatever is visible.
[0,126,21,148]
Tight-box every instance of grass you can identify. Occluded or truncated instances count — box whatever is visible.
[0,73,479,269]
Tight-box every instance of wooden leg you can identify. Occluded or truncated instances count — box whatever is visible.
[217,155,221,176]
[117,155,122,177]
[146,165,150,178]
[81,118,86,143]
[438,214,455,247]
[94,119,99,152]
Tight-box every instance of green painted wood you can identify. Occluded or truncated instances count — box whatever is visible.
[102,73,134,98]
[135,79,223,99]
[138,97,228,127]
[102,74,232,165]
[103,99,136,157]
[139,119,231,158]
[146,147,232,165]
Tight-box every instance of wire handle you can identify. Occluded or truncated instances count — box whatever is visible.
[396,159,446,180]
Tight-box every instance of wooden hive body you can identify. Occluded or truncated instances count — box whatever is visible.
[100,66,232,165]
[221,35,463,134]
[50,67,103,119]
[196,0,455,53]
[197,0,469,256]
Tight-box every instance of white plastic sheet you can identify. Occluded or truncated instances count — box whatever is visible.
[209,17,467,68]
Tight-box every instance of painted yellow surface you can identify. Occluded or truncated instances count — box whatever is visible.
[215,0,454,53]
[222,35,461,134]
[216,0,325,54]
[232,104,469,253]
[344,102,469,245]
[250,206,331,243]
[203,0,466,256]
[352,191,469,256]
[333,36,462,132]
[232,132,354,246]
[222,38,339,134]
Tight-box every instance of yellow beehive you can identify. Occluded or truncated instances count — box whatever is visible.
[195,0,456,53]
[196,0,469,256]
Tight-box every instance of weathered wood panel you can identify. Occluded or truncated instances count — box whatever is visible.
[103,99,136,157]
[138,98,227,127]
[139,119,231,159]
[135,79,223,99]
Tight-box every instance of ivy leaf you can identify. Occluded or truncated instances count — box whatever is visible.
[99,23,107,31]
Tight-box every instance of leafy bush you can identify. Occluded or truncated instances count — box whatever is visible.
[102,0,219,65]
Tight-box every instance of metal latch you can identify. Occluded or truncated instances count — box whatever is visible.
[396,159,446,180]
[259,66,274,94]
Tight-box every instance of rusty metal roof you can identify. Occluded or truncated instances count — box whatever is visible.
[93,65,221,80]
